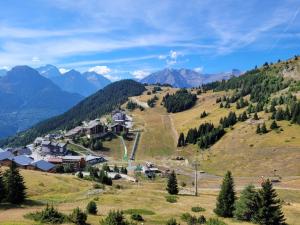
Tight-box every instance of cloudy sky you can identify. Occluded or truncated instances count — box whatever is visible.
[0,0,299,80]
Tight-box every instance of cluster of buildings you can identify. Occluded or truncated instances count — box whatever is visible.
[0,149,56,172]
[64,110,132,139]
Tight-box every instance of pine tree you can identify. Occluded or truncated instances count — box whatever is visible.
[166,170,179,195]
[270,120,278,130]
[214,171,236,217]
[177,133,185,147]
[86,201,97,215]
[0,171,5,203]
[3,162,27,204]
[254,113,259,120]
[234,185,259,221]
[256,125,261,134]
[261,123,268,134]
[253,180,286,225]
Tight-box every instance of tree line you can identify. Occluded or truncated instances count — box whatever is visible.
[162,89,197,113]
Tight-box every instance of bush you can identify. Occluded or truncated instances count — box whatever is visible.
[166,218,180,225]
[69,207,87,225]
[198,215,206,224]
[191,206,205,212]
[24,204,67,224]
[100,210,135,225]
[206,218,227,225]
[131,213,144,221]
[86,201,97,215]
[187,215,198,225]
[165,195,178,203]
[181,212,192,221]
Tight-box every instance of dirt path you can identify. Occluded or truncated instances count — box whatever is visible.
[130,97,149,109]
[160,114,178,148]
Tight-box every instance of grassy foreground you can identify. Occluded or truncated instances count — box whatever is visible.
[0,169,299,225]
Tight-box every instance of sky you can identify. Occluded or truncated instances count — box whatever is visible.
[0,0,300,81]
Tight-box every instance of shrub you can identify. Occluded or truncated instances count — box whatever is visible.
[24,204,67,224]
[86,201,97,215]
[181,212,192,221]
[187,215,198,225]
[191,206,205,212]
[165,195,178,203]
[131,213,144,221]
[206,218,227,225]
[197,215,206,224]
[166,218,180,225]
[100,210,135,225]
[69,207,87,225]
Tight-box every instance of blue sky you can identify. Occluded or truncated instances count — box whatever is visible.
[0,0,299,80]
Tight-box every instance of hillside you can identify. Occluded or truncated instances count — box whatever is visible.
[0,79,145,147]
[118,56,300,177]
[0,66,83,138]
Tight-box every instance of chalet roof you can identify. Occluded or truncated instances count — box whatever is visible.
[47,157,63,163]
[65,126,83,137]
[10,147,32,156]
[85,155,106,162]
[13,155,33,166]
[61,155,84,161]
[0,151,14,161]
[85,120,101,129]
[41,140,51,145]
[0,148,4,152]
[31,160,55,171]
[58,142,67,148]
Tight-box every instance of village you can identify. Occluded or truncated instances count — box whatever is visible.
[0,109,162,181]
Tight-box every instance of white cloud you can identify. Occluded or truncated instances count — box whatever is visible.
[131,70,150,79]
[194,67,204,73]
[170,50,178,59]
[103,74,121,82]
[59,68,70,74]
[88,65,111,75]
[0,66,10,70]
[31,56,40,63]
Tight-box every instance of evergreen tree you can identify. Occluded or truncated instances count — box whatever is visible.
[86,201,97,215]
[177,133,185,147]
[270,120,278,130]
[0,171,5,203]
[261,123,268,134]
[166,170,179,195]
[256,125,261,134]
[253,180,286,225]
[253,113,259,120]
[214,171,236,217]
[69,207,87,225]
[3,162,26,204]
[234,185,259,221]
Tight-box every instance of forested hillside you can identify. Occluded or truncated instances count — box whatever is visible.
[0,80,145,147]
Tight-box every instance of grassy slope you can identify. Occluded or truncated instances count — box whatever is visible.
[0,169,299,225]
[125,86,300,177]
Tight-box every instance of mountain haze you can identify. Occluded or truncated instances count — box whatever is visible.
[37,65,112,96]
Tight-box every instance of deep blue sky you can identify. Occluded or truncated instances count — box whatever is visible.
[0,0,299,80]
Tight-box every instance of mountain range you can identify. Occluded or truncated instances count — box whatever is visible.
[37,65,111,96]
[0,66,83,138]
[141,68,242,88]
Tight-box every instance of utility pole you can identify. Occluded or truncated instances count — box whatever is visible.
[192,160,200,196]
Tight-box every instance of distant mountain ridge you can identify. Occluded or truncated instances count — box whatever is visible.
[37,65,111,96]
[141,68,242,87]
[0,66,83,138]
